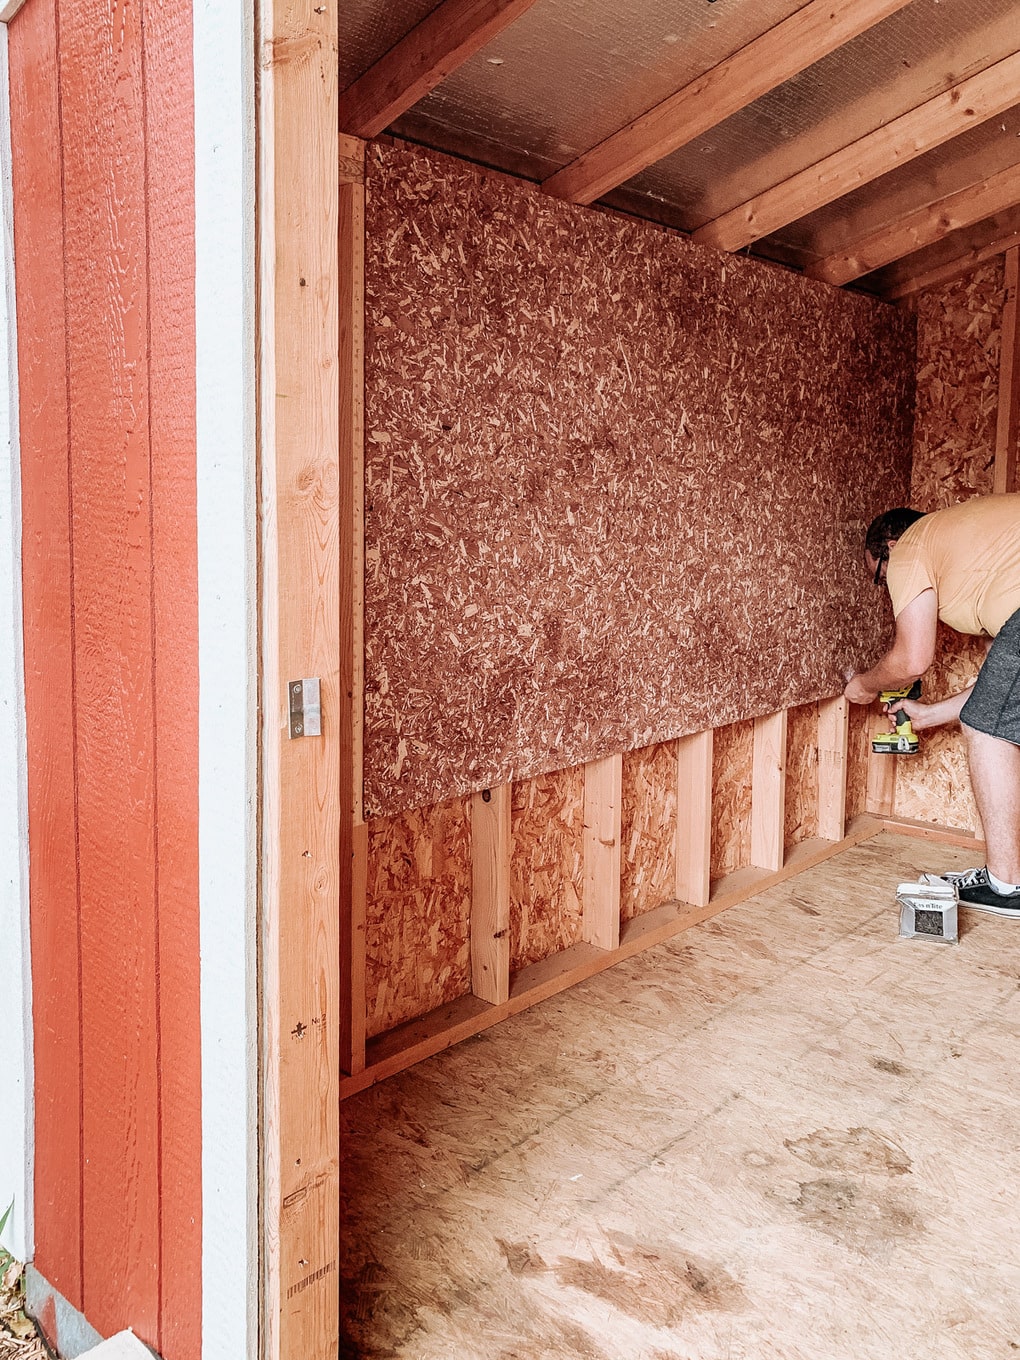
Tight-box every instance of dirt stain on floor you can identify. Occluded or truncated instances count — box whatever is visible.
[554,1233,745,1330]
[792,1176,922,1253]
[785,1126,912,1176]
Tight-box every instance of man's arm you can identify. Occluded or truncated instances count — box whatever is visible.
[844,587,938,704]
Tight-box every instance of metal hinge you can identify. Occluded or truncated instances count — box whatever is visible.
[288,678,321,738]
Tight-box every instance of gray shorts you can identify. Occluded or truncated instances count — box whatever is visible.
[960,605,1020,745]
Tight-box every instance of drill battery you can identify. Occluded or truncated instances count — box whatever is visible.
[872,680,922,755]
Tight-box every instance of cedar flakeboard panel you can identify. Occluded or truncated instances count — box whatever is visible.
[620,740,678,922]
[361,140,915,817]
[364,799,473,1037]
[893,261,1004,834]
[8,0,84,1306]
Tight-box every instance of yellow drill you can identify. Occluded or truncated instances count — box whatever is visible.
[871,680,922,755]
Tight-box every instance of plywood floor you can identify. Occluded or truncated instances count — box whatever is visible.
[340,833,1020,1360]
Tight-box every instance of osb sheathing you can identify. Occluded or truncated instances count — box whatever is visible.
[784,702,819,851]
[893,261,1004,834]
[509,765,585,971]
[620,740,678,921]
[365,798,472,1037]
[362,140,915,818]
[710,720,754,879]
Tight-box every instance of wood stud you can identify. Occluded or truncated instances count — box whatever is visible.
[582,753,623,950]
[816,697,849,843]
[470,786,511,1005]
[751,711,788,872]
[675,730,713,907]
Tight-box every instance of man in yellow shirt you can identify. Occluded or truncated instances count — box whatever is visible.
[844,494,1020,915]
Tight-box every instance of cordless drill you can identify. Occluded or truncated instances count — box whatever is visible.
[871,680,922,755]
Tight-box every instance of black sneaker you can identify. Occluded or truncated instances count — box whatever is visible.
[941,866,1020,917]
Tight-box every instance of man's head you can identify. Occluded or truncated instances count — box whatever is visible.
[864,507,926,584]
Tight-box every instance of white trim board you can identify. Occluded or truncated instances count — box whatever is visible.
[193,0,258,1356]
[0,17,33,1268]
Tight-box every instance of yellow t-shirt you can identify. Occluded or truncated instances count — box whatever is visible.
[887,494,1020,636]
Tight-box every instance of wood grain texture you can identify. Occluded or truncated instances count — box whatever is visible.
[339,0,540,138]
[362,141,915,817]
[540,0,913,205]
[582,753,622,951]
[844,701,873,825]
[59,0,161,1339]
[509,764,584,971]
[816,696,849,844]
[257,0,341,1353]
[470,786,511,1004]
[8,0,83,1307]
[620,740,678,922]
[339,134,367,1074]
[142,0,202,1350]
[751,710,788,871]
[675,730,712,908]
[364,799,473,1037]
[695,50,1020,255]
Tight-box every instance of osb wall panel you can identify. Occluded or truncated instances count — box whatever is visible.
[784,703,819,851]
[365,798,472,1037]
[363,140,915,817]
[620,740,678,922]
[509,765,584,971]
[710,720,754,880]
[893,262,1004,833]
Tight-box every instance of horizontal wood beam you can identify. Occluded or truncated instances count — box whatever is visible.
[695,50,1020,255]
[994,245,1020,495]
[884,221,1020,302]
[339,0,540,138]
[540,0,913,207]
[808,160,1020,286]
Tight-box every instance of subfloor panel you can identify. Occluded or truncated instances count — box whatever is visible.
[340,833,1020,1359]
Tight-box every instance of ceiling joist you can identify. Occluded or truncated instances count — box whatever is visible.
[339,0,540,139]
[807,160,1020,286]
[695,48,1020,255]
[540,0,915,207]
[883,213,1020,302]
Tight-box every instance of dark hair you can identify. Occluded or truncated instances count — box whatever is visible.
[865,508,926,560]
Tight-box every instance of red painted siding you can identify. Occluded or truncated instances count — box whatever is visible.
[8,0,201,1352]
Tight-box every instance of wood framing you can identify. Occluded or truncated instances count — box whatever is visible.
[865,721,896,817]
[695,50,1020,254]
[582,753,623,950]
[884,218,1020,302]
[994,246,1019,495]
[339,0,540,138]
[470,785,511,1004]
[540,0,913,206]
[675,729,713,907]
[816,696,849,843]
[808,162,1020,286]
[751,711,787,872]
[258,0,341,1357]
[340,133,368,1076]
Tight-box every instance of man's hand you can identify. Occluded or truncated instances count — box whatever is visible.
[884,690,974,732]
[844,673,879,705]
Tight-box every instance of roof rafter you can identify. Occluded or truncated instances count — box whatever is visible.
[540,0,915,207]
[882,217,1020,302]
[340,0,540,139]
[807,160,1020,286]
[695,48,1020,254]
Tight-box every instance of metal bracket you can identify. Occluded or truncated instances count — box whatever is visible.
[288,678,321,738]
